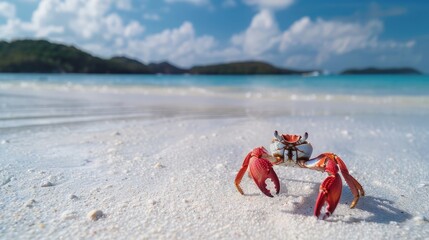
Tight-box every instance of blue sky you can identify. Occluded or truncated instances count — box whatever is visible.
[0,0,428,72]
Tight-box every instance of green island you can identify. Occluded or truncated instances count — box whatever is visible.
[0,40,422,75]
[341,67,421,75]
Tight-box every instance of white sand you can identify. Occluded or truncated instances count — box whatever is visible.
[0,83,428,239]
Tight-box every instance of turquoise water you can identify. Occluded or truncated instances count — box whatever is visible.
[0,73,428,96]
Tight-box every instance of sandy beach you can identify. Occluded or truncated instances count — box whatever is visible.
[1,82,428,239]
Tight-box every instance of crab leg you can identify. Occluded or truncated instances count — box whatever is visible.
[332,154,365,208]
[235,147,280,197]
[234,150,251,195]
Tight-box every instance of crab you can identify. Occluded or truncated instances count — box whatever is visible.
[234,131,365,219]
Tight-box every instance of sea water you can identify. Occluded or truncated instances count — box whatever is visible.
[1,73,428,130]
[0,73,428,96]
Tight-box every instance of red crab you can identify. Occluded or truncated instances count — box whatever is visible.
[234,131,365,219]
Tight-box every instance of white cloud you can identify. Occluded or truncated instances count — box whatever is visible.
[231,10,280,56]
[143,13,161,21]
[30,0,113,39]
[124,20,145,37]
[223,0,236,8]
[243,0,294,10]
[164,0,210,6]
[0,18,34,39]
[103,14,126,39]
[0,0,148,62]
[225,10,415,69]
[0,1,16,19]
[280,17,383,64]
[284,55,313,67]
[0,0,214,66]
[0,0,144,48]
[115,0,132,11]
[405,40,415,48]
[126,21,216,66]
[367,3,407,18]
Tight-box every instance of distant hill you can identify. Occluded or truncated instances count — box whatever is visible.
[108,56,151,73]
[190,61,310,75]
[148,61,187,74]
[341,67,421,75]
[0,39,316,75]
[0,40,152,73]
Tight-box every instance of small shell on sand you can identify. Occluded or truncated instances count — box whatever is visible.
[1,176,12,186]
[41,181,54,187]
[69,194,78,200]
[215,163,225,170]
[87,209,104,221]
[24,199,36,208]
[61,210,78,220]
[1,139,10,144]
[412,215,428,224]
[153,163,165,169]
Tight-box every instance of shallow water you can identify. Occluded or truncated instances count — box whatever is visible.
[0,73,428,96]
[1,74,428,130]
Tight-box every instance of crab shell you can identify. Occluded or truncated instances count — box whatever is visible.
[269,131,313,166]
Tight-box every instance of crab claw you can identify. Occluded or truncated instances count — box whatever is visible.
[249,154,280,197]
[314,160,342,219]
[235,147,280,197]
